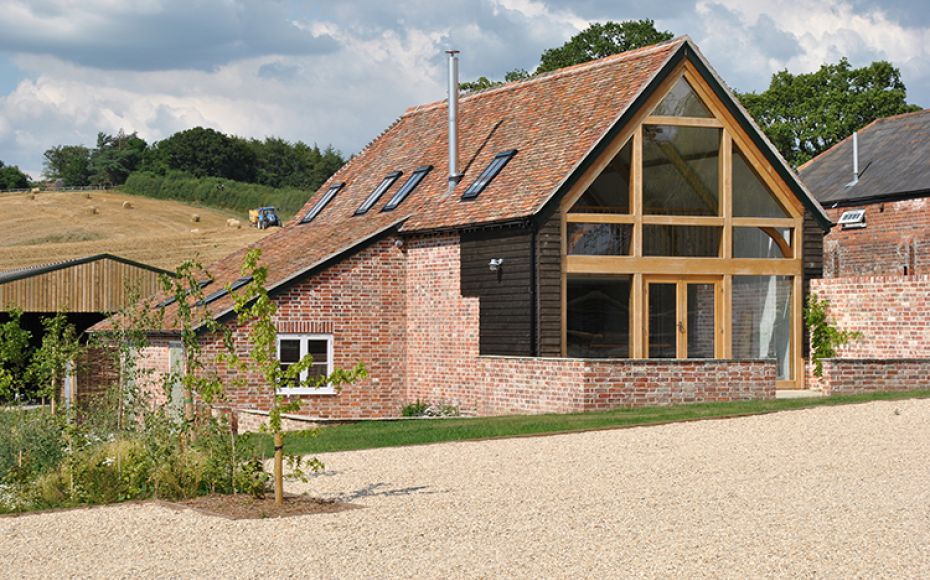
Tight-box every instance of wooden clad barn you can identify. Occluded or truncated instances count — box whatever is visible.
[0,254,169,314]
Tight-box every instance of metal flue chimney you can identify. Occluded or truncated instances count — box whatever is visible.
[846,131,859,187]
[446,49,462,193]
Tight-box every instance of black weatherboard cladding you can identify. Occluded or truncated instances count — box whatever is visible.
[460,226,534,356]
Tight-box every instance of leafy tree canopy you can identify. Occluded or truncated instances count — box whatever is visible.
[739,58,922,166]
[142,127,257,183]
[0,161,30,189]
[89,130,147,186]
[42,145,92,186]
[460,19,672,92]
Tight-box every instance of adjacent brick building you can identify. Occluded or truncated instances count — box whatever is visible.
[801,109,930,395]
[91,37,833,420]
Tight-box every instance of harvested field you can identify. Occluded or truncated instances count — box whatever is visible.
[0,190,275,271]
[2,398,929,577]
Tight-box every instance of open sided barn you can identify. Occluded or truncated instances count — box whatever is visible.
[0,253,170,345]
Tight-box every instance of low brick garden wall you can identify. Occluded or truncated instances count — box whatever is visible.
[819,358,930,396]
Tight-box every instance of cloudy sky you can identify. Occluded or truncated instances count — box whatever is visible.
[0,0,928,179]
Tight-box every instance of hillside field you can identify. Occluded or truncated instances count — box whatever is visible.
[0,190,278,271]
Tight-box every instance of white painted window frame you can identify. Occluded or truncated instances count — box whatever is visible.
[276,333,336,395]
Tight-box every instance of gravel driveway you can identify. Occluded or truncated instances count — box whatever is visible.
[3,398,930,578]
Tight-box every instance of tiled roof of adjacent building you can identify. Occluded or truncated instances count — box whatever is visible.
[799,109,930,206]
[94,36,828,332]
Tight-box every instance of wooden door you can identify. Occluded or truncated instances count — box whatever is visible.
[645,277,721,359]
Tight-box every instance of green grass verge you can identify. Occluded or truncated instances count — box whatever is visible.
[246,389,930,456]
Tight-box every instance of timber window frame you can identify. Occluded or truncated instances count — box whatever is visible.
[559,63,806,388]
[275,333,335,395]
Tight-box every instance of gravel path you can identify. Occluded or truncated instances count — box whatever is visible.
[3,399,930,578]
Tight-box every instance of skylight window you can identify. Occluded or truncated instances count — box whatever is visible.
[383,166,432,211]
[301,182,344,224]
[838,209,866,229]
[356,171,402,215]
[157,280,211,309]
[197,276,253,307]
[461,150,516,200]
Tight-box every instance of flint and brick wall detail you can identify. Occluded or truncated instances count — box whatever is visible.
[823,199,930,278]
[199,236,408,420]
[811,275,930,358]
[819,358,930,396]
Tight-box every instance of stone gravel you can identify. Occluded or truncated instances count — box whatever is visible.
[3,399,930,578]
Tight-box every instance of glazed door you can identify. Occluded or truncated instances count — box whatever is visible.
[645,277,720,359]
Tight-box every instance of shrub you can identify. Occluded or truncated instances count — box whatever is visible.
[122,171,312,217]
[805,294,863,377]
[402,400,429,417]
[0,407,65,485]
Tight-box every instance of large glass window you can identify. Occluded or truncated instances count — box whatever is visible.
[647,283,677,359]
[652,77,713,118]
[732,145,790,218]
[643,125,721,216]
[567,276,631,358]
[569,140,631,214]
[567,223,632,255]
[643,225,721,257]
[733,227,791,259]
[732,276,792,379]
[687,283,716,358]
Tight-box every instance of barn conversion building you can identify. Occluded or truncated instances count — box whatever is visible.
[95,38,835,420]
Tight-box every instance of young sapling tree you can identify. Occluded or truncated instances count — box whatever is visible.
[231,248,366,505]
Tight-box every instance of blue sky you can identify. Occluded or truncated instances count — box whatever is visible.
[0,0,927,179]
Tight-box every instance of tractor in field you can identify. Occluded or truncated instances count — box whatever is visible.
[248,207,280,229]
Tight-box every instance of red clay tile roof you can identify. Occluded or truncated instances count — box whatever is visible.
[95,38,686,332]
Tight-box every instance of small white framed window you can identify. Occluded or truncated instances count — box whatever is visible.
[276,334,335,395]
[838,209,866,229]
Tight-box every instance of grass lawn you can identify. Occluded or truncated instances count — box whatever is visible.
[246,389,930,456]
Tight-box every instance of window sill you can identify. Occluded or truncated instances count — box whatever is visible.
[276,387,337,396]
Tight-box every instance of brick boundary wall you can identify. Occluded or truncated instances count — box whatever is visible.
[820,358,930,396]
[811,275,930,359]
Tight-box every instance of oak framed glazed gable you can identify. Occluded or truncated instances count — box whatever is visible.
[540,47,824,389]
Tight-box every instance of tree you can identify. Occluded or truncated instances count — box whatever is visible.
[149,127,258,183]
[89,130,147,186]
[42,145,92,186]
[537,20,673,74]
[26,313,82,414]
[739,58,922,166]
[461,19,673,91]
[0,310,32,402]
[0,161,30,189]
[232,248,366,505]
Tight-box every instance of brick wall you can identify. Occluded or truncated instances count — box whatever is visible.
[199,236,407,419]
[405,235,775,416]
[811,275,930,358]
[823,198,930,278]
[819,358,930,396]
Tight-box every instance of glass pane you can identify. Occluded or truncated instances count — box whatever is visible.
[652,77,713,118]
[567,223,632,255]
[732,145,790,218]
[569,140,631,213]
[733,227,791,259]
[643,225,721,257]
[687,284,715,358]
[307,364,328,381]
[567,276,631,358]
[306,340,328,364]
[732,276,792,379]
[279,339,300,363]
[648,283,677,359]
[643,125,720,216]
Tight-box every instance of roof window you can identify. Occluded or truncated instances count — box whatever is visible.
[383,166,432,211]
[197,276,253,307]
[461,150,516,200]
[838,209,866,229]
[157,280,211,309]
[301,182,344,224]
[356,172,402,215]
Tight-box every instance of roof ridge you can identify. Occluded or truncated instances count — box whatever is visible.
[403,36,687,117]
